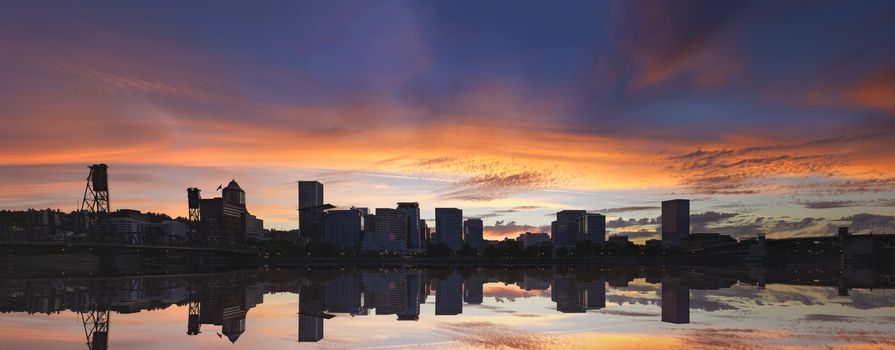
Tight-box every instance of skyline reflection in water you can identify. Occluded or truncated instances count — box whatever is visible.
[1,266,894,349]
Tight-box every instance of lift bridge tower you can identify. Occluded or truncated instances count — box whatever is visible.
[81,164,111,242]
[187,188,202,239]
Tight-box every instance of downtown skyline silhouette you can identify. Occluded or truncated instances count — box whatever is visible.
[2,1,895,349]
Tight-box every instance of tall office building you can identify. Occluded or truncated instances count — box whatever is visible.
[435,272,463,315]
[420,219,430,241]
[398,271,422,321]
[298,181,324,241]
[324,275,362,314]
[553,210,586,248]
[661,199,690,246]
[464,274,484,305]
[199,180,247,243]
[396,202,421,250]
[362,208,407,251]
[579,213,606,244]
[435,208,463,251]
[552,274,584,313]
[464,218,484,248]
[298,283,325,342]
[245,213,264,240]
[324,208,363,248]
[661,277,690,324]
[220,286,248,344]
[578,278,606,310]
[363,272,407,315]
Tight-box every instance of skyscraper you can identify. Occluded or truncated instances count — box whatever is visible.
[298,181,324,241]
[554,210,586,248]
[552,274,584,313]
[464,274,484,305]
[324,275,362,314]
[396,202,421,251]
[661,199,690,246]
[199,180,247,243]
[323,209,363,248]
[435,272,463,315]
[298,283,325,342]
[435,208,463,251]
[578,278,606,310]
[420,219,430,242]
[398,271,421,321]
[579,213,606,244]
[464,218,484,248]
[661,277,690,324]
[362,208,407,251]
[245,213,264,240]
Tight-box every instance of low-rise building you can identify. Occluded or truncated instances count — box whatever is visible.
[517,232,550,248]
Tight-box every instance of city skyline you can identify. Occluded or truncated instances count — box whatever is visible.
[2,1,895,242]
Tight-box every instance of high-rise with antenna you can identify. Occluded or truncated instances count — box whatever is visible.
[81,164,111,242]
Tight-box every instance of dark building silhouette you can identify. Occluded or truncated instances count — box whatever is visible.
[464,274,484,305]
[420,219,430,242]
[398,271,421,321]
[661,199,689,246]
[464,218,484,249]
[298,283,325,342]
[554,210,586,248]
[220,287,247,343]
[362,209,407,251]
[578,278,606,310]
[396,202,422,251]
[197,283,250,343]
[680,233,736,250]
[435,208,463,250]
[324,275,362,314]
[579,213,606,244]
[552,274,584,313]
[199,180,247,243]
[363,272,407,315]
[661,277,690,324]
[298,181,324,241]
[435,272,463,315]
[323,209,363,248]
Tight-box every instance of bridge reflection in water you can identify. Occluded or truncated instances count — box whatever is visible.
[0,266,893,349]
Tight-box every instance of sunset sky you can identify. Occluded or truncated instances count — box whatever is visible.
[2,0,894,241]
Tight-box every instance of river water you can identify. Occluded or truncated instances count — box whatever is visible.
[1,266,893,349]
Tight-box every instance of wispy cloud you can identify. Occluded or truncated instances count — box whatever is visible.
[596,206,660,213]
[439,170,557,201]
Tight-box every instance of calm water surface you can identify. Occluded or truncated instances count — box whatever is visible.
[1,266,894,349]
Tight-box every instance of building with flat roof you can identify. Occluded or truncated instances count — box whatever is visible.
[396,202,421,251]
[362,208,407,251]
[435,272,463,315]
[661,277,690,324]
[517,232,550,248]
[579,213,606,244]
[245,213,264,241]
[554,210,586,248]
[435,208,463,251]
[324,208,363,248]
[661,199,690,246]
[464,218,484,248]
[679,232,736,250]
[298,181,324,241]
